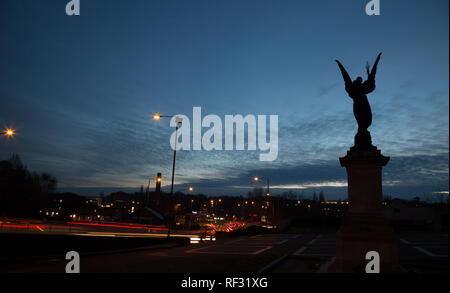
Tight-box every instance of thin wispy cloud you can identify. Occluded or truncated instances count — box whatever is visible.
[0,0,448,199]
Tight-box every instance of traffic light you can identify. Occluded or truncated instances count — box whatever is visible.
[156,173,162,193]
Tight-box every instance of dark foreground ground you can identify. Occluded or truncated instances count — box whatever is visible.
[0,231,447,273]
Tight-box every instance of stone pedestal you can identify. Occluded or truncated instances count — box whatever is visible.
[327,148,401,273]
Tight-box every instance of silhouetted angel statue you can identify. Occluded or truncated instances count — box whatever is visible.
[336,53,382,150]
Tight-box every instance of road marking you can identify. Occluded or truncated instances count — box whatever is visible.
[293,234,331,256]
[407,242,447,245]
[413,246,448,258]
[414,243,448,248]
[400,238,411,244]
[186,245,215,253]
[257,254,288,273]
[293,246,307,256]
[251,246,273,255]
[400,238,448,246]
[308,234,322,245]
[186,244,272,255]
[413,246,436,257]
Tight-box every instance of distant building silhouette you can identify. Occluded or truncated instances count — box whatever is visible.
[383,198,447,231]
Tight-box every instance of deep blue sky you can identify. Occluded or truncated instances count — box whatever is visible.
[0,0,448,199]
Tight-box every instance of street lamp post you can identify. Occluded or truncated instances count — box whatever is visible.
[153,114,183,237]
[253,176,270,197]
[170,117,182,195]
[188,187,194,211]
[253,176,273,225]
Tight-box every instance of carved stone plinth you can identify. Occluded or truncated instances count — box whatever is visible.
[326,148,401,273]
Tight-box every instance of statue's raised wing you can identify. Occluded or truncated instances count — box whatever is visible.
[363,52,382,94]
[336,60,352,94]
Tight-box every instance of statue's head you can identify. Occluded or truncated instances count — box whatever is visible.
[354,76,363,84]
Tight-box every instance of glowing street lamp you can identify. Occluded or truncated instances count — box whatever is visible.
[188,186,194,192]
[152,113,176,120]
[2,128,16,138]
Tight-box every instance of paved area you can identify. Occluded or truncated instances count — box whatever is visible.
[399,233,448,258]
[0,233,307,273]
[186,234,301,255]
[0,232,447,273]
[292,234,335,258]
[269,232,449,273]
[397,232,449,273]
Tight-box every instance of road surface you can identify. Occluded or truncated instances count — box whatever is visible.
[0,232,447,273]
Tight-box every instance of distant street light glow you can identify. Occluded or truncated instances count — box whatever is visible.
[3,128,16,138]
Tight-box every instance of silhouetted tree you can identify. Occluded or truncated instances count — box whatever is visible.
[40,173,57,194]
[319,191,325,202]
[282,190,296,200]
[0,154,58,218]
